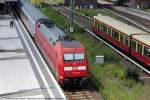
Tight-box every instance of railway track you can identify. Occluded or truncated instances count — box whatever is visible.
[55,7,92,30]
[63,89,94,100]
[104,6,150,33]
[60,80,100,100]
[51,6,150,76]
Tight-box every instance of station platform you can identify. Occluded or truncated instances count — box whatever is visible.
[0,15,65,99]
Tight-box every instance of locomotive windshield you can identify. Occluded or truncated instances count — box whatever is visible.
[74,53,84,60]
[64,53,84,61]
[64,54,74,61]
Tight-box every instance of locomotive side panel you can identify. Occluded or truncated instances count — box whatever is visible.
[19,0,48,36]
[35,24,60,78]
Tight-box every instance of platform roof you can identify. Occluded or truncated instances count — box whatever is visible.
[0,0,18,2]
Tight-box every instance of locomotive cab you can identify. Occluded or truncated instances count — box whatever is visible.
[58,40,88,85]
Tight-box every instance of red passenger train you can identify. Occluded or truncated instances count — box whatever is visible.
[92,14,150,67]
[16,0,88,85]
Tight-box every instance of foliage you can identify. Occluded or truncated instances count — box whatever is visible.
[48,0,64,4]
[31,0,44,6]
[125,67,140,81]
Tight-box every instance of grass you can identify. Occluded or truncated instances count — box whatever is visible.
[141,9,150,13]
[40,6,150,100]
[137,7,150,13]
[146,9,150,13]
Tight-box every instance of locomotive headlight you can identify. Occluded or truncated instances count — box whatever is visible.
[64,67,72,71]
[60,76,63,79]
[78,66,86,70]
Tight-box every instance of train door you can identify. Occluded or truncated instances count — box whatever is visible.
[0,3,4,10]
[0,3,5,14]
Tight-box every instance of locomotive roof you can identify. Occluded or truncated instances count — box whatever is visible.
[93,14,148,36]
[40,24,83,48]
[19,0,48,24]
[40,24,65,43]
[62,41,83,48]
[133,35,150,46]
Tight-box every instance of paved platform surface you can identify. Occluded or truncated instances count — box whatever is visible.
[0,16,44,99]
[0,15,65,99]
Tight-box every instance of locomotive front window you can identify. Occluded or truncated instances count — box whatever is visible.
[64,54,74,61]
[74,53,84,61]
[64,53,85,61]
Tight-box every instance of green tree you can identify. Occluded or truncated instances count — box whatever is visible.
[31,0,43,7]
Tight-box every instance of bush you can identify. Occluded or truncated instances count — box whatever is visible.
[125,67,140,81]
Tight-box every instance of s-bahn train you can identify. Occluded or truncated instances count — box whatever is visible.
[16,0,88,85]
[92,14,150,66]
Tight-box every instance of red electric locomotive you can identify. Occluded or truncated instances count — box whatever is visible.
[17,0,88,85]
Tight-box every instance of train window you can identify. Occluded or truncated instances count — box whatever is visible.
[144,46,150,58]
[120,34,124,43]
[95,21,98,29]
[64,53,74,61]
[131,40,137,50]
[97,21,99,29]
[93,20,95,27]
[112,30,119,40]
[64,53,85,61]
[137,43,142,54]
[94,20,96,28]
[74,53,84,61]
[101,24,107,33]
[94,20,96,27]
[98,22,101,29]
[125,36,129,46]
[107,28,112,36]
